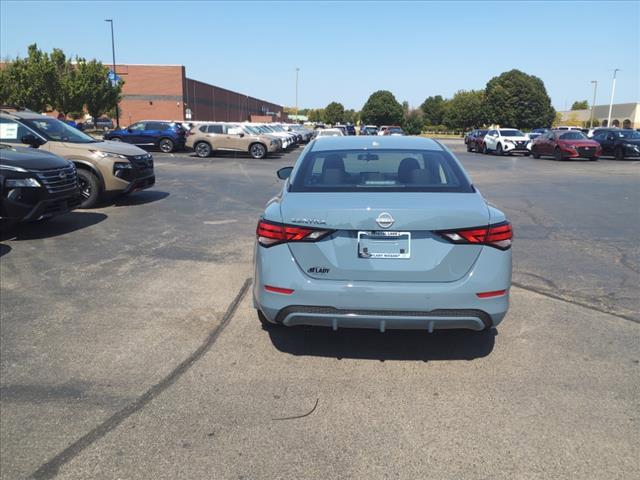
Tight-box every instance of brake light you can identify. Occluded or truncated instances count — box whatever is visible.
[438,221,512,250]
[257,219,334,247]
[264,285,295,295]
[476,289,507,298]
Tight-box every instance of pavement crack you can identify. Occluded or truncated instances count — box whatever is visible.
[512,281,639,325]
[29,278,252,480]
[272,398,319,421]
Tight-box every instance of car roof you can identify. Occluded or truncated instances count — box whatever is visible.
[1,110,49,120]
[310,135,443,152]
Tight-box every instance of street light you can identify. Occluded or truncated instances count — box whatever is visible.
[105,19,120,128]
[295,67,300,117]
[589,80,597,128]
[607,68,620,128]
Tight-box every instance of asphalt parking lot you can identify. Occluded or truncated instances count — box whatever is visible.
[1,140,638,479]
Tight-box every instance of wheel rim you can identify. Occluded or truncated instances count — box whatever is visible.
[160,140,173,153]
[251,145,265,158]
[78,177,91,199]
[111,137,121,142]
[196,143,210,157]
[555,150,562,160]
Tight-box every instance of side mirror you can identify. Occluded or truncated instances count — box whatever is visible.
[277,166,293,180]
[21,134,45,148]
[238,132,244,138]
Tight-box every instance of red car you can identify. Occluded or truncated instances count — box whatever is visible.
[531,130,601,161]
[466,129,488,152]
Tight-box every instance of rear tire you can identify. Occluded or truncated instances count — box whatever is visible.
[257,310,278,329]
[496,143,503,156]
[250,143,267,159]
[466,142,472,152]
[76,169,101,209]
[532,148,540,159]
[158,138,175,153]
[194,141,212,158]
[589,156,598,161]
[615,146,625,160]
[482,143,488,154]
[109,136,122,142]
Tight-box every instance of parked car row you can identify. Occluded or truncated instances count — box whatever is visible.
[103,119,313,158]
[184,122,313,159]
[464,126,639,160]
[359,125,405,136]
[0,108,156,224]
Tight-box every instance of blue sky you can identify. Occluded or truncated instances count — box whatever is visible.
[1,1,638,110]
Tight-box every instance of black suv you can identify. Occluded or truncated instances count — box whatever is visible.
[0,144,81,224]
[591,128,640,160]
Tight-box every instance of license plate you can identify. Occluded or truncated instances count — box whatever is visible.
[357,231,410,259]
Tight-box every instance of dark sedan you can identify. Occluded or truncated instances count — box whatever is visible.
[591,128,640,160]
[466,129,488,152]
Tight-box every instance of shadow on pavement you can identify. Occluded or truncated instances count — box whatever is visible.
[112,190,170,207]
[0,243,11,257]
[268,326,496,361]
[0,212,107,241]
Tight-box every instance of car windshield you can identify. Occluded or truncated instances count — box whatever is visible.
[290,148,473,193]
[618,130,640,139]
[23,117,97,143]
[388,128,404,133]
[500,130,525,137]
[560,131,587,140]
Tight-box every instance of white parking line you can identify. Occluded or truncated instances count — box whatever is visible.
[203,219,238,225]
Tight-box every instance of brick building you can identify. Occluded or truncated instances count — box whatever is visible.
[114,64,283,125]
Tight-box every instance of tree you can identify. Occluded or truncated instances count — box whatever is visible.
[360,90,403,126]
[324,101,345,125]
[443,90,486,130]
[308,108,325,123]
[343,109,360,124]
[50,49,85,115]
[420,95,448,125]
[0,43,57,111]
[484,69,555,129]
[571,100,588,110]
[402,109,424,135]
[77,59,122,122]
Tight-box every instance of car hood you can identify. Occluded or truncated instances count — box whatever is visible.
[558,139,600,147]
[0,145,70,170]
[61,140,147,156]
[502,136,529,141]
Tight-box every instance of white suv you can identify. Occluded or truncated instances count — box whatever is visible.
[482,128,530,155]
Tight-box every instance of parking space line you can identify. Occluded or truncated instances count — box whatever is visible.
[29,278,252,480]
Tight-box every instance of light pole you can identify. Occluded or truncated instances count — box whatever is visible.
[607,68,620,127]
[295,67,300,117]
[105,19,120,128]
[589,80,597,128]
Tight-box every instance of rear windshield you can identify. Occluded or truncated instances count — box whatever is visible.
[559,131,587,140]
[290,148,473,193]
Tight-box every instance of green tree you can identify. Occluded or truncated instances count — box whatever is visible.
[443,90,486,130]
[50,49,86,115]
[484,69,555,129]
[0,43,57,111]
[402,109,424,135]
[343,109,359,124]
[360,90,403,126]
[324,101,345,125]
[571,100,588,110]
[308,108,325,123]
[420,95,448,125]
[77,59,122,123]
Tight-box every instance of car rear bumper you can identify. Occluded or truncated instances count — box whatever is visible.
[253,242,511,331]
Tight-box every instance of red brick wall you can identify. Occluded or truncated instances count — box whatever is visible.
[115,64,186,125]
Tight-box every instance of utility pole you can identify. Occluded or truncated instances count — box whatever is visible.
[295,67,300,117]
[607,68,620,127]
[105,19,120,127]
[589,80,597,128]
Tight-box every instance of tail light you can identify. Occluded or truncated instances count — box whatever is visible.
[437,221,512,250]
[257,219,334,247]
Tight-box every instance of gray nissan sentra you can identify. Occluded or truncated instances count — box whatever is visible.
[253,136,512,332]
